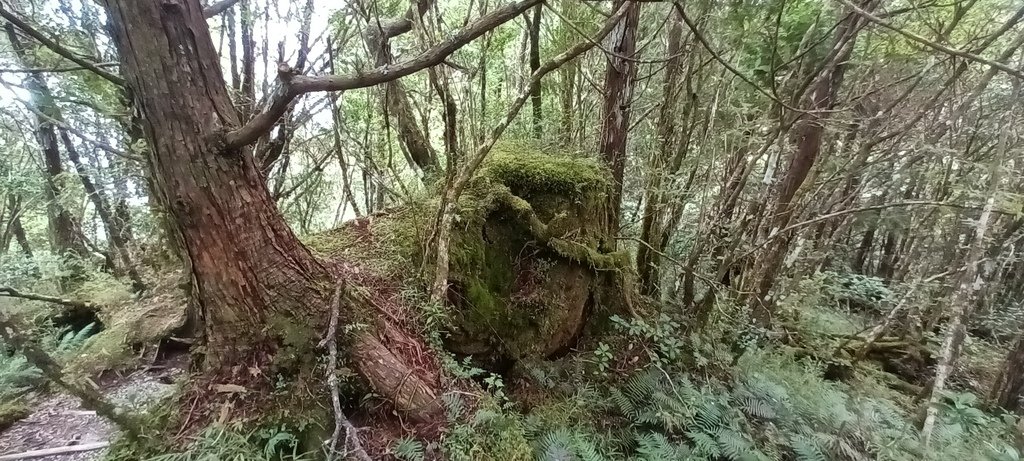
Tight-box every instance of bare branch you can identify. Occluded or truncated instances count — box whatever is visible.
[836,0,1024,80]
[0,286,96,310]
[0,62,119,74]
[223,0,543,149]
[203,0,244,19]
[0,5,124,86]
[14,103,142,162]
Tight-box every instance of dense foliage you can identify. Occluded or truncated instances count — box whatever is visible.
[1,0,1023,459]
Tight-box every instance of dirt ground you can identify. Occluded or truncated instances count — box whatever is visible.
[0,367,182,461]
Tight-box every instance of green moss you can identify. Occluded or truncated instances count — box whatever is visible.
[548,239,631,271]
[482,147,610,198]
[306,144,630,364]
[0,400,29,431]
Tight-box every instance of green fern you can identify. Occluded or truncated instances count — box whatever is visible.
[687,430,720,458]
[57,322,97,352]
[536,428,605,461]
[443,392,466,422]
[0,350,41,399]
[635,432,689,461]
[791,434,827,461]
[393,437,425,461]
[716,428,757,460]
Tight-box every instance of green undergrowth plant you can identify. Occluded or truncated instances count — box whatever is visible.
[136,424,314,461]
[478,338,1022,461]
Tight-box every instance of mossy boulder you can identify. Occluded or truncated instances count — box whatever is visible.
[308,144,631,367]
[444,148,629,365]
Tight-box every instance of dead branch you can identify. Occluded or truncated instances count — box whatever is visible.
[0,442,109,461]
[321,281,370,461]
[0,316,139,435]
[224,0,543,149]
[0,286,96,310]
[203,0,245,18]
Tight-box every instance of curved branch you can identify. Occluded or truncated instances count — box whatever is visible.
[223,0,543,149]
[0,5,124,86]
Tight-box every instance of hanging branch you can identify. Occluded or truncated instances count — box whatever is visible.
[223,0,543,149]
[0,5,124,86]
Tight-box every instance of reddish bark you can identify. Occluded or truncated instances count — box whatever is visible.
[99,0,439,420]
[597,0,640,235]
[746,1,875,326]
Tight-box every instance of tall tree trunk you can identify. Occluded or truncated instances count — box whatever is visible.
[5,22,145,292]
[58,129,146,292]
[636,9,685,297]
[597,0,640,236]
[994,333,1024,414]
[99,0,439,420]
[745,1,873,327]
[3,24,90,282]
[363,2,439,175]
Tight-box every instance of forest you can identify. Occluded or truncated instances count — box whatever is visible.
[0,0,1023,459]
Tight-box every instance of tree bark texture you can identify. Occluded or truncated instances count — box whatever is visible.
[528,4,542,138]
[995,334,1024,414]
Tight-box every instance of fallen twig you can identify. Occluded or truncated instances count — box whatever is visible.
[0,442,109,461]
[322,281,371,461]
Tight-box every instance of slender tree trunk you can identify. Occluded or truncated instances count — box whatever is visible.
[3,24,90,282]
[2,196,32,257]
[57,129,146,292]
[99,0,439,420]
[746,1,873,327]
[363,2,439,175]
[597,0,641,236]
[637,9,684,297]
[528,4,542,138]
[920,81,1016,445]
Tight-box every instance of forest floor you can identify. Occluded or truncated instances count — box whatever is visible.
[0,360,183,460]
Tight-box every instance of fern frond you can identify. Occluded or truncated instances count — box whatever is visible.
[393,437,425,461]
[790,434,827,461]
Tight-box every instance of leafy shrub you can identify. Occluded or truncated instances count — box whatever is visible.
[820,271,893,314]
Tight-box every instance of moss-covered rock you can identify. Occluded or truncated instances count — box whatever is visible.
[309,144,632,367]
